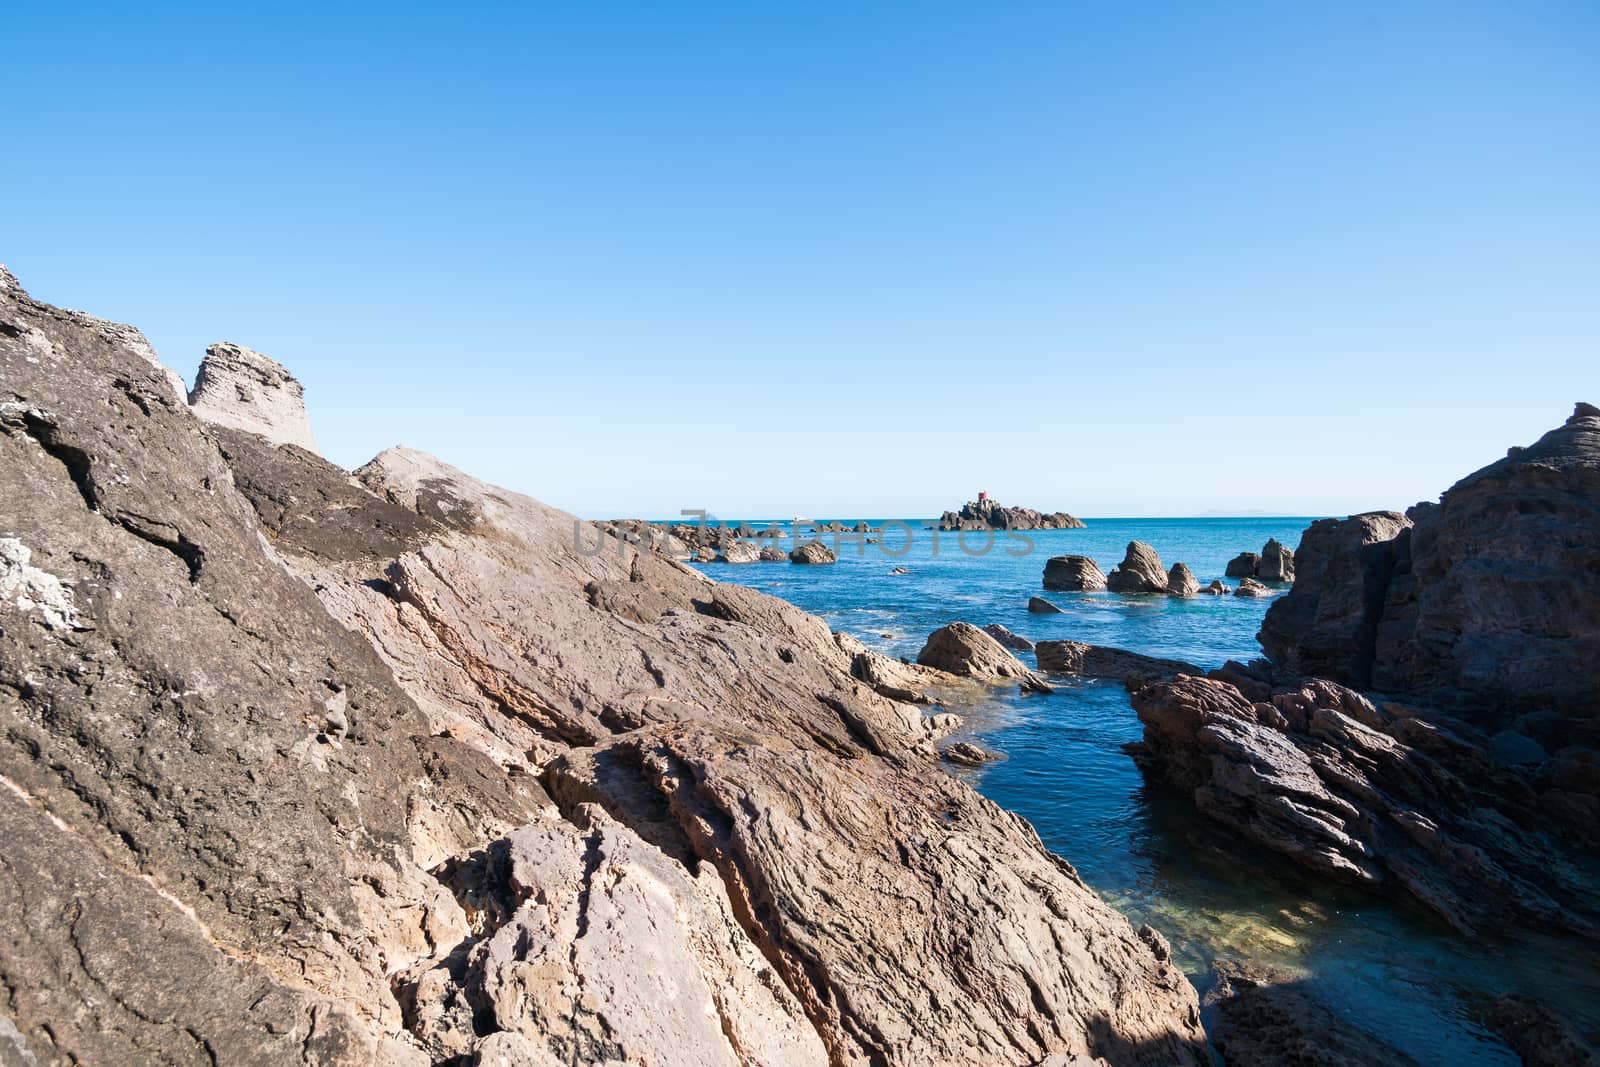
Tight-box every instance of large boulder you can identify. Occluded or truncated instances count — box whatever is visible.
[1106,541,1168,593]
[188,341,319,453]
[1042,555,1108,591]
[1166,562,1200,597]
[1257,538,1295,582]
[1225,552,1261,578]
[917,622,1052,691]
[790,540,837,564]
[716,538,760,563]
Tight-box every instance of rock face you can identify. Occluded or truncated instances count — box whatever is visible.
[1106,541,1168,593]
[938,498,1085,530]
[0,270,1207,1065]
[1257,538,1295,582]
[917,622,1053,692]
[1034,641,1199,686]
[983,623,1034,652]
[188,341,319,453]
[1166,562,1199,597]
[789,540,837,564]
[1130,672,1600,939]
[1042,554,1108,591]
[1263,405,1600,718]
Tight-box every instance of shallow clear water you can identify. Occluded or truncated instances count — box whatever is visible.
[692,517,1600,1062]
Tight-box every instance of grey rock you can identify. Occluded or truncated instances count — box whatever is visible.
[1225,552,1261,578]
[1233,577,1272,598]
[789,540,837,564]
[1257,538,1295,582]
[1202,579,1229,596]
[1042,555,1107,591]
[1489,994,1600,1067]
[1106,541,1168,593]
[938,498,1085,531]
[983,623,1034,652]
[1206,961,1421,1067]
[716,538,760,563]
[1028,595,1065,614]
[188,341,319,453]
[941,741,1001,766]
[1034,640,1199,686]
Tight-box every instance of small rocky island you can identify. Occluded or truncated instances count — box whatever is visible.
[938,493,1085,531]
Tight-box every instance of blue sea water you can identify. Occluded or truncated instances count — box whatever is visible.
[691,517,1600,1063]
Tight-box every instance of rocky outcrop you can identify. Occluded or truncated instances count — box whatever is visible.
[1035,641,1200,686]
[718,538,761,563]
[1166,562,1199,597]
[983,623,1034,652]
[1257,511,1411,682]
[1262,404,1600,718]
[0,270,1208,1065]
[789,540,837,564]
[188,341,319,452]
[941,740,1001,766]
[1257,538,1295,582]
[1234,577,1271,598]
[1028,595,1064,614]
[917,622,1053,692]
[1130,672,1600,939]
[938,498,1085,531]
[1042,554,1107,591]
[1106,541,1168,593]
[1202,579,1229,596]
[1227,540,1295,582]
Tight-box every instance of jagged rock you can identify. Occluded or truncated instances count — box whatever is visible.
[1166,562,1199,597]
[1130,673,1600,939]
[983,623,1034,652]
[1233,577,1271,598]
[1488,994,1600,1067]
[716,538,760,563]
[1042,555,1108,591]
[1202,579,1229,595]
[1106,541,1168,593]
[1034,640,1199,686]
[188,341,319,452]
[941,741,1001,766]
[2,270,1213,1065]
[790,540,837,564]
[1264,404,1600,718]
[1257,538,1295,582]
[1206,961,1421,1067]
[760,543,789,561]
[1225,552,1260,578]
[917,622,1052,692]
[938,498,1085,531]
[1028,595,1064,614]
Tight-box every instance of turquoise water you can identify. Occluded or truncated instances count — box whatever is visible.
[692,517,1600,1063]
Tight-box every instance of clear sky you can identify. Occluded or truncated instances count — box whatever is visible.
[4,2,1596,519]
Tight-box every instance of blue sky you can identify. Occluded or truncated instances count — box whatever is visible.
[4,2,1596,518]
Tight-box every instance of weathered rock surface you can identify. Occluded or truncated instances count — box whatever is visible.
[1042,555,1107,591]
[1263,405,1600,718]
[1166,562,1199,597]
[1202,579,1229,596]
[1106,541,1168,594]
[1028,595,1064,614]
[1,271,1209,1065]
[1233,577,1271,598]
[983,623,1035,652]
[1035,641,1199,686]
[917,622,1053,693]
[1257,538,1295,582]
[789,540,837,564]
[718,538,761,563]
[941,740,1002,766]
[1488,993,1600,1067]
[188,341,319,452]
[938,498,1085,531]
[1130,672,1600,939]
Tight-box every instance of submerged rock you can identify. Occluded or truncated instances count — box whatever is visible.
[1106,541,1168,593]
[1042,554,1108,591]
[1488,993,1600,1067]
[1206,961,1422,1067]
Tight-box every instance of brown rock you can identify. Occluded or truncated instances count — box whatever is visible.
[1028,595,1064,614]
[1166,562,1200,597]
[1257,537,1295,582]
[983,623,1035,652]
[1042,555,1107,591]
[1035,640,1200,685]
[790,540,837,564]
[917,622,1053,692]
[1207,961,1421,1067]
[1234,577,1272,597]
[1106,541,1168,593]
[1225,552,1261,578]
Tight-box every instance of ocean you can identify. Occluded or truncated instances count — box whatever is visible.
[691,516,1600,1064]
